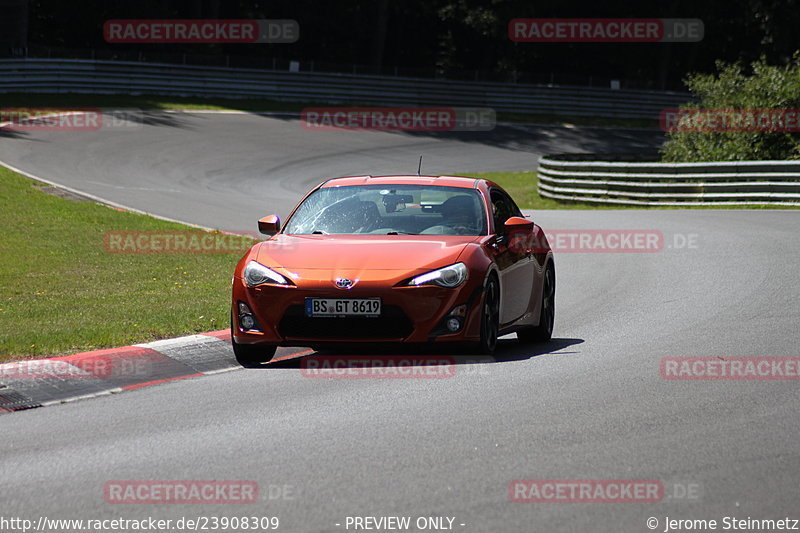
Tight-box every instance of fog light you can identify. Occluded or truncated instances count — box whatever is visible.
[237,301,260,331]
[446,317,462,332]
[240,314,256,330]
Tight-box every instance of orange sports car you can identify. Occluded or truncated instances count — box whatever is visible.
[230,175,555,366]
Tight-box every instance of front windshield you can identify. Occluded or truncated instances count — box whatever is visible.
[283,184,487,236]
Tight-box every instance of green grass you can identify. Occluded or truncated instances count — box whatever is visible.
[0,166,255,362]
[0,92,658,129]
[477,171,621,209]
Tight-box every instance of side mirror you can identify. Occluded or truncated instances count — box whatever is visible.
[503,216,535,253]
[258,215,281,236]
[503,216,534,233]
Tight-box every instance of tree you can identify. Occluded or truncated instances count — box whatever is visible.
[661,55,800,161]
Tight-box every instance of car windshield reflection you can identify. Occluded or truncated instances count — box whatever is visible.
[282,185,488,236]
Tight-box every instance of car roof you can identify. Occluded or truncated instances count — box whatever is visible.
[320,175,487,189]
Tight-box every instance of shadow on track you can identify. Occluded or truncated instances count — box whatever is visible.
[137,110,192,127]
[0,127,28,139]
[259,336,584,370]
[250,112,665,155]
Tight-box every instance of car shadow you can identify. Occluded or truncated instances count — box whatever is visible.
[260,336,584,370]
[0,127,29,139]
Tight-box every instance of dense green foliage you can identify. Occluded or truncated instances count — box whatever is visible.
[661,56,800,161]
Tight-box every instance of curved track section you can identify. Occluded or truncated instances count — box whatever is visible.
[1,114,798,532]
[0,112,662,231]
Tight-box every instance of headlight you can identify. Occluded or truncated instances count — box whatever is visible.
[407,262,468,288]
[243,260,292,287]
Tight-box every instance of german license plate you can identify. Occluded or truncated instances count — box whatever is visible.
[305,298,381,317]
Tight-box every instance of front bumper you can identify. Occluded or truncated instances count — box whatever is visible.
[231,275,484,347]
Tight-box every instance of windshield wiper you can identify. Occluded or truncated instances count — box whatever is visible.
[311,229,329,235]
[386,231,417,235]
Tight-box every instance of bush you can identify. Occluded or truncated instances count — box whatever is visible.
[661,55,800,161]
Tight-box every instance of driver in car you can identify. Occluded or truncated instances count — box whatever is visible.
[423,195,478,235]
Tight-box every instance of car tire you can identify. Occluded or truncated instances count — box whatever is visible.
[231,317,276,367]
[476,275,500,354]
[518,262,555,343]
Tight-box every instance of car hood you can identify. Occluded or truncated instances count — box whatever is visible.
[255,234,480,272]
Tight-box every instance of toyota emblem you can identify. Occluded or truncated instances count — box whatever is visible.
[335,278,354,289]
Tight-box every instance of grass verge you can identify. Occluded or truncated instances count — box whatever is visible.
[478,171,613,210]
[0,166,253,362]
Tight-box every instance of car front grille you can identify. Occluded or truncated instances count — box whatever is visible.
[278,305,413,339]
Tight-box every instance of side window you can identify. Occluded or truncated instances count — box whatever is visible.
[490,189,522,233]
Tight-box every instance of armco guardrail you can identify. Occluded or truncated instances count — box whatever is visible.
[538,153,800,206]
[0,58,691,120]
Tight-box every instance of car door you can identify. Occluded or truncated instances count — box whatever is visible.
[489,189,536,324]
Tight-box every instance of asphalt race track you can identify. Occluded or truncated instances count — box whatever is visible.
[0,112,662,231]
[1,113,799,532]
